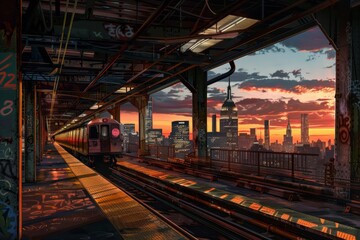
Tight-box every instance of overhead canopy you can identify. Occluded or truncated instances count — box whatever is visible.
[21,0,338,134]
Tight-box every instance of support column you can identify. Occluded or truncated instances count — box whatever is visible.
[0,1,21,239]
[334,0,352,199]
[350,4,360,200]
[24,82,35,182]
[130,95,149,156]
[190,67,207,157]
[35,91,40,164]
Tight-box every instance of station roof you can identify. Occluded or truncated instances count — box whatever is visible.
[21,0,338,134]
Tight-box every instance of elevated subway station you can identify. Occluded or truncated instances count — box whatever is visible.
[0,1,360,239]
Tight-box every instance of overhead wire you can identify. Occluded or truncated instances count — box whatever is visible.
[50,0,78,118]
[205,0,216,15]
[39,0,53,32]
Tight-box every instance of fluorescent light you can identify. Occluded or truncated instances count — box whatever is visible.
[90,103,103,109]
[182,15,258,53]
[116,86,134,93]
[219,17,246,32]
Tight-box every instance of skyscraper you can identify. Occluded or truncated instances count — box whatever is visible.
[264,120,270,150]
[301,114,309,144]
[250,128,256,143]
[212,114,216,133]
[145,97,153,143]
[283,118,294,152]
[220,77,238,149]
[170,121,190,157]
[147,129,163,145]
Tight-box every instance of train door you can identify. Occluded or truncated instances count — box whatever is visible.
[100,124,110,153]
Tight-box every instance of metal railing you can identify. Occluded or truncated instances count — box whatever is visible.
[147,144,175,160]
[209,148,319,181]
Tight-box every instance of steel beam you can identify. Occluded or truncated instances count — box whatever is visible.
[334,1,351,199]
[189,67,207,157]
[24,82,36,182]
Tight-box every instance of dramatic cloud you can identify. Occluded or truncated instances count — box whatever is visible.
[270,70,290,79]
[152,91,192,116]
[291,69,302,78]
[324,49,336,59]
[235,98,334,128]
[238,79,335,94]
[208,68,267,83]
[252,45,286,55]
[280,27,332,52]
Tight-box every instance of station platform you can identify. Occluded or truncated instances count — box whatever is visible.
[22,143,188,240]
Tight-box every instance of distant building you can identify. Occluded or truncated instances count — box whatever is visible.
[312,139,326,158]
[145,97,153,143]
[270,140,282,152]
[264,120,270,150]
[170,121,190,158]
[250,142,267,151]
[301,114,309,144]
[147,129,163,145]
[325,145,335,161]
[249,128,257,144]
[207,132,226,149]
[294,144,320,169]
[283,119,294,152]
[123,123,135,134]
[123,123,136,152]
[212,114,216,133]
[238,133,251,150]
[220,78,238,149]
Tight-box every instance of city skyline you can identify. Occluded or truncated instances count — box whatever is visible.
[119,26,335,143]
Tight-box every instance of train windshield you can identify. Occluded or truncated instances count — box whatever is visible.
[89,126,99,139]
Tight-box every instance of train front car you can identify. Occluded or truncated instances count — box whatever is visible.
[87,117,123,165]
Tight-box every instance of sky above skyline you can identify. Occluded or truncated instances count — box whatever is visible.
[120,26,336,143]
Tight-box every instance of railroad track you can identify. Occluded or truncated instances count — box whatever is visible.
[95,162,332,240]
[96,164,275,240]
[140,156,339,202]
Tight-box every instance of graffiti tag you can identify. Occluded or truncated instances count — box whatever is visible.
[0,54,16,90]
[103,23,134,40]
[0,201,16,240]
[0,100,14,116]
[338,114,350,144]
[0,179,11,196]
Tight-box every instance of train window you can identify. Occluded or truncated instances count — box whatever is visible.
[101,125,109,137]
[89,125,99,139]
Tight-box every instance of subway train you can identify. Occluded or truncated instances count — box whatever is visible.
[53,117,124,165]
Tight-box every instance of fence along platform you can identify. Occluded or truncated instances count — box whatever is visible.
[54,143,188,240]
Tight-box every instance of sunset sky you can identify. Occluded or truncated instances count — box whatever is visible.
[120,26,336,144]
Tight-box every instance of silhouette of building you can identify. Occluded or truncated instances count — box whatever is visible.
[283,119,294,152]
[145,97,153,143]
[264,120,270,150]
[212,114,216,133]
[123,123,136,152]
[238,133,251,150]
[220,78,238,149]
[170,121,190,158]
[147,129,163,145]
[270,140,282,152]
[123,123,135,134]
[249,128,256,144]
[301,114,309,144]
[207,132,226,149]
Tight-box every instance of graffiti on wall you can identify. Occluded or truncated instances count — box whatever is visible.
[0,51,18,240]
[338,114,350,144]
